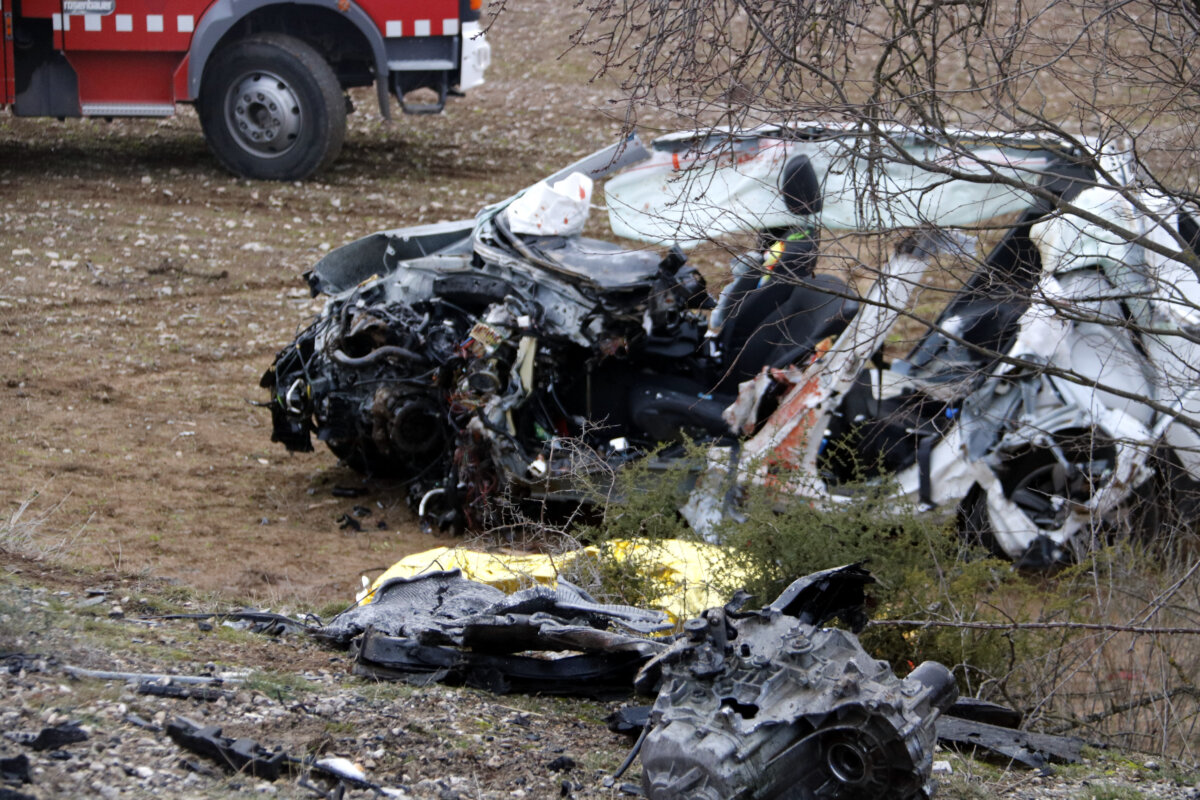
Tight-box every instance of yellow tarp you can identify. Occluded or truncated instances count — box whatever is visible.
[360,538,746,626]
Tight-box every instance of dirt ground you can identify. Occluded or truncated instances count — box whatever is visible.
[0,0,644,607]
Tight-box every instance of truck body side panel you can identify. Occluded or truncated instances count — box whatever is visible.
[65,50,181,105]
[59,0,212,52]
[20,0,59,15]
[54,0,209,108]
[171,52,188,98]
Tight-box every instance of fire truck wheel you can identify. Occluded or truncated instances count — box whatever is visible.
[199,33,346,181]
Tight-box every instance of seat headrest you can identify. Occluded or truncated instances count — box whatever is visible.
[780,155,822,217]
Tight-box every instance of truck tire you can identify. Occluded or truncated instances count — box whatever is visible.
[199,33,346,181]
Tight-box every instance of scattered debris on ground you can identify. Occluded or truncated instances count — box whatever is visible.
[3,560,1199,798]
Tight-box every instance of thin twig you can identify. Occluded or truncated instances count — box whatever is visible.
[869,619,1200,635]
[1048,686,1200,734]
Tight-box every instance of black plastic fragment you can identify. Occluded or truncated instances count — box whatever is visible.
[331,486,368,498]
[947,697,1024,729]
[147,610,311,636]
[546,755,576,772]
[0,754,30,784]
[606,705,650,735]
[936,716,1082,768]
[1,653,47,676]
[123,713,162,732]
[766,562,875,631]
[29,724,88,752]
[166,717,290,780]
[137,683,235,702]
[167,717,394,793]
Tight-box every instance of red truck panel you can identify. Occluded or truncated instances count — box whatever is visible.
[54,0,211,106]
[20,0,58,15]
[65,50,180,103]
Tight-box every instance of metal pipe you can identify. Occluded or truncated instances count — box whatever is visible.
[331,345,424,367]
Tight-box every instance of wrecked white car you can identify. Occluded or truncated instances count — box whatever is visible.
[262,126,1200,566]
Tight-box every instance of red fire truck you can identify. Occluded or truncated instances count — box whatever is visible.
[0,0,491,179]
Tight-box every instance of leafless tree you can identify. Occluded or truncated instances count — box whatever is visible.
[576,0,1198,191]
[570,0,1200,279]
[565,0,1200,758]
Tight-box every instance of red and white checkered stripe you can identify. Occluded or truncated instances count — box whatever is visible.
[383,17,459,37]
[52,12,194,32]
[53,11,457,37]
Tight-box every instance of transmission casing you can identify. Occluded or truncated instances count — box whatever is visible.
[639,568,957,799]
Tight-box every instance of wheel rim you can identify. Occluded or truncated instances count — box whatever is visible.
[223,70,303,158]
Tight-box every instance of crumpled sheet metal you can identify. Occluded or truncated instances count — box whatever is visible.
[360,538,746,625]
[361,547,583,598]
[320,570,672,697]
[326,569,671,644]
[604,127,1059,246]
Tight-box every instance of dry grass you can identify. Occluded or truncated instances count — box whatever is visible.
[0,489,88,563]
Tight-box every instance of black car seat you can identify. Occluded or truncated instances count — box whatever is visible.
[713,156,858,392]
[629,155,859,443]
